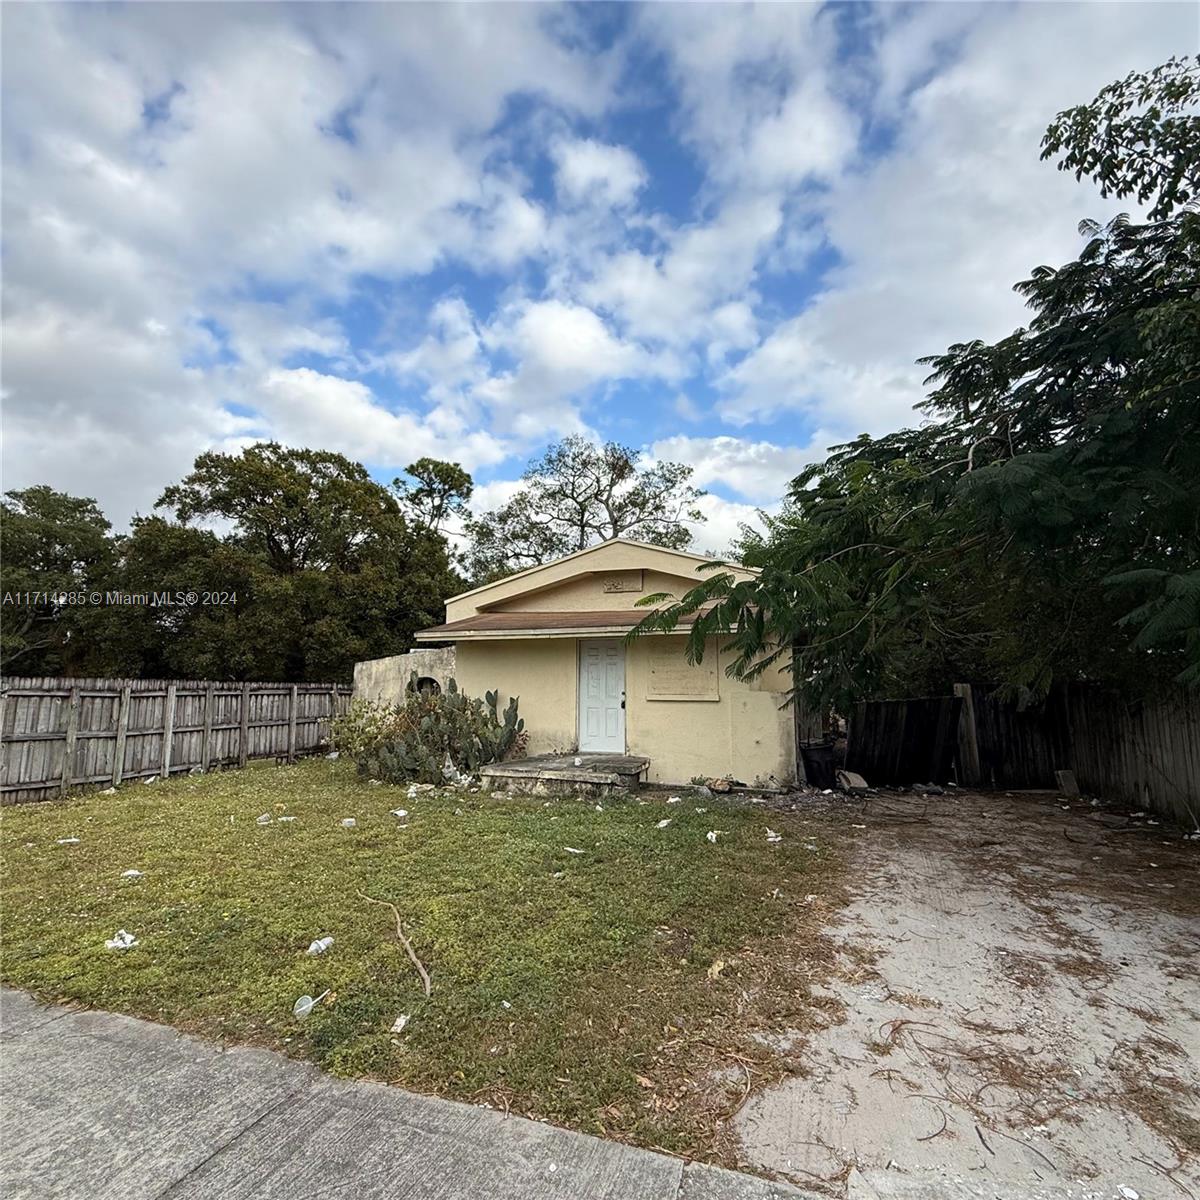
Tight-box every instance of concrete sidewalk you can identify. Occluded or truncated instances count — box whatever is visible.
[0,989,808,1200]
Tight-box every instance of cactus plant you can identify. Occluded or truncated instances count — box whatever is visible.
[332,675,526,784]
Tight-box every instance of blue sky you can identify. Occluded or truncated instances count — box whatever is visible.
[2,2,1193,551]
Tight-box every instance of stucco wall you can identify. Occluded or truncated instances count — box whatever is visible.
[353,647,456,705]
[446,541,756,621]
[625,637,796,786]
[455,639,579,756]
[488,568,701,614]
[452,634,797,785]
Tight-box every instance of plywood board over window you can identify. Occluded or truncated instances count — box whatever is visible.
[646,641,719,701]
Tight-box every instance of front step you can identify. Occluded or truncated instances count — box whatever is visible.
[479,753,650,796]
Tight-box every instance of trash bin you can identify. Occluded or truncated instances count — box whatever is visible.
[799,740,837,789]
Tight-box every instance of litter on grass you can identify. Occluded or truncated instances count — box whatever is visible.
[501,1000,512,1010]
[278,815,296,823]
[325,752,339,761]
[256,813,272,825]
[563,846,584,854]
[656,818,672,829]
[56,838,80,845]
[695,807,707,814]
[144,776,158,785]
[705,830,728,844]
[120,869,143,879]
[766,829,782,844]
[292,989,331,1019]
[99,787,117,795]
[390,809,409,819]
[105,930,138,950]
[391,1014,410,1034]
[306,936,335,956]
[340,818,357,828]
[667,796,681,804]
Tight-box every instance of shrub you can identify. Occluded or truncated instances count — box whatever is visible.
[333,674,526,784]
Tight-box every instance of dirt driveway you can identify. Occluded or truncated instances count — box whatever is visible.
[736,790,1199,1200]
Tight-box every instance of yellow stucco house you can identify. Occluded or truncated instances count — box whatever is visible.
[414,538,798,787]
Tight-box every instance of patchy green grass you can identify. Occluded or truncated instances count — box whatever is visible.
[0,760,844,1162]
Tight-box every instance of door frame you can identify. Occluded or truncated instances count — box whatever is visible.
[576,638,626,753]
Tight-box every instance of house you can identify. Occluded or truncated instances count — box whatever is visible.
[414,538,798,786]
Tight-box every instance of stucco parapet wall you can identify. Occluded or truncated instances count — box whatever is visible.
[352,647,456,705]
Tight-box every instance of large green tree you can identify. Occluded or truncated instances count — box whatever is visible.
[463,436,706,583]
[0,486,118,675]
[635,56,1200,711]
[2,444,462,682]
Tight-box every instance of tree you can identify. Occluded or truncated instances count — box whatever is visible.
[391,458,473,534]
[150,443,459,680]
[635,57,1200,709]
[463,436,706,582]
[1041,55,1199,222]
[0,486,117,674]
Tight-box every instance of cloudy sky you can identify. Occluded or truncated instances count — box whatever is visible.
[2,2,1193,551]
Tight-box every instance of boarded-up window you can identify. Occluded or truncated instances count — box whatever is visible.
[645,641,719,701]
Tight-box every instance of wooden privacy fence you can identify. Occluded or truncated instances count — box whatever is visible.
[845,696,964,785]
[959,682,1200,826]
[845,683,1199,825]
[1,677,353,803]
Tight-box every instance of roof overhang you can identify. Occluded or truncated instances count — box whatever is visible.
[414,607,701,643]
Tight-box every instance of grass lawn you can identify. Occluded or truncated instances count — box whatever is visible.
[0,759,845,1164]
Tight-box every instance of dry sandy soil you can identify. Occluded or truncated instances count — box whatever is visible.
[734,789,1199,1200]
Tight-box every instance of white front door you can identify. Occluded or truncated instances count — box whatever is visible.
[578,639,625,753]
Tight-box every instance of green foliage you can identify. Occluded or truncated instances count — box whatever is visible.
[1041,55,1199,222]
[0,486,117,674]
[634,58,1200,709]
[462,436,706,583]
[2,443,461,682]
[338,675,526,783]
[391,458,473,534]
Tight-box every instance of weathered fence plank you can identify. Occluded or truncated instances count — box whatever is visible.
[0,677,352,803]
[846,696,964,785]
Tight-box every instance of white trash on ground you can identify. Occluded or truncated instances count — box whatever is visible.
[306,936,335,955]
[293,989,330,1019]
[390,809,408,819]
[667,796,681,804]
[256,813,272,825]
[105,930,138,950]
[120,869,143,879]
[326,751,339,760]
[278,815,296,823]
[766,828,782,844]
[705,830,728,844]
[144,776,158,785]
[563,846,584,854]
[656,818,672,829]
[391,1014,410,1034]
[56,838,80,845]
[99,787,117,795]
[340,818,357,828]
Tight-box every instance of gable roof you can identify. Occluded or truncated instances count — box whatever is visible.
[446,537,753,608]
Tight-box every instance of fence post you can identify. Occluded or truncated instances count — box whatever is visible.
[60,686,81,796]
[161,682,177,778]
[953,683,982,788]
[287,684,298,762]
[201,683,215,772]
[113,685,131,785]
[239,683,251,767]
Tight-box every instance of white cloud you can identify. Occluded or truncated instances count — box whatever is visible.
[650,435,825,505]
[716,2,1194,438]
[553,138,647,208]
